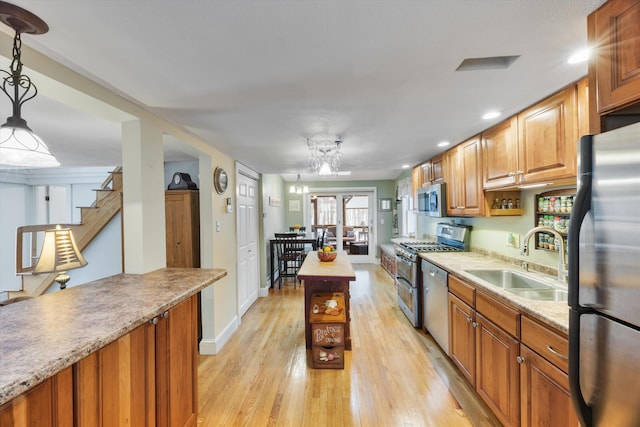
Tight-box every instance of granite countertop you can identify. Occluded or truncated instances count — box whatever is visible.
[420,252,569,334]
[0,267,227,406]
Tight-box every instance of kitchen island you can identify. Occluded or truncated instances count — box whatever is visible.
[0,267,226,425]
[297,251,356,350]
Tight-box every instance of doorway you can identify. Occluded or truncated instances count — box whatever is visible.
[306,188,376,263]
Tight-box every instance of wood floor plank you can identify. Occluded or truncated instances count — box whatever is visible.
[197,264,501,427]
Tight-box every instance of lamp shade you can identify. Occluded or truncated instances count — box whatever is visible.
[0,125,60,167]
[33,226,87,274]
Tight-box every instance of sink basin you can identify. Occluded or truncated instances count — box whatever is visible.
[464,269,554,290]
[508,288,568,302]
[463,269,567,302]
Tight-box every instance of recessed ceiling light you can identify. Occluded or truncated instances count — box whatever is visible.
[401,164,410,169]
[437,141,450,148]
[567,47,591,64]
[483,111,501,120]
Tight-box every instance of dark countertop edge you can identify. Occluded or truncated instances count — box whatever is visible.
[0,268,227,406]
[418,253,569,335]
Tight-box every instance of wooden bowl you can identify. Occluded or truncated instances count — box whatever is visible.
[317,250,337,262]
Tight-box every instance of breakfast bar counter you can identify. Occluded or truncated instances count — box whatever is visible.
[0,267,226,421]
[297,250,356,350]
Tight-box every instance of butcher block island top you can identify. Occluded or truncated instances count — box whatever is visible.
[297,250,356,282]
[0,267,226,406]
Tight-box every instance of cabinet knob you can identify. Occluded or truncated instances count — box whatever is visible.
[471,321,478,328]
[508,172,515,177]
[149,317,158,325]
[466,316,472,323]
[516,355,525,364]
[161,311,169,318]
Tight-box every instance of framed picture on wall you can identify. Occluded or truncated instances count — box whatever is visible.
[289,200,301,211]
[379,198,392,211]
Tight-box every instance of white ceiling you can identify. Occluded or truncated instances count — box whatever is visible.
[1,0,606,181]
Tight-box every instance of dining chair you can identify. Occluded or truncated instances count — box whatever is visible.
[274,233,303,289]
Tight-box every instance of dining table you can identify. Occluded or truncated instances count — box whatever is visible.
[269,232,320,287]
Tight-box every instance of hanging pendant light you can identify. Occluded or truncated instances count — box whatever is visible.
[289,173,309,194]
[0,1,58,167]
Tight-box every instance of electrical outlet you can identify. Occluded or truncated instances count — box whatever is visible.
[506,232,520,248]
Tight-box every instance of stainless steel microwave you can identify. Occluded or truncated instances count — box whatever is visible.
[417,183,446,217]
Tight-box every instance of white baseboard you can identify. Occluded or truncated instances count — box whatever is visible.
[259,286,269,298]
[198,314,239,355]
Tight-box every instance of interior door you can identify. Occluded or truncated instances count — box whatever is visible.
[236,169,259,317]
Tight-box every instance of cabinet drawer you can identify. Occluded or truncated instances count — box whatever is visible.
[449,275,475,307]
[311,346,345,369]
[521,316,569,373]
[476,292,520,338]
[311,323,345,347]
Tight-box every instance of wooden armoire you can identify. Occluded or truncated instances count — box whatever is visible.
[165,190,201,268]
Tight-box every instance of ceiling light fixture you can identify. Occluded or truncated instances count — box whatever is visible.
[307,137,343,176]
[567,47,591,64]
[0,1,58,168]
[437,141,450,148]
[289,173,309,194]
[483,111,501,120]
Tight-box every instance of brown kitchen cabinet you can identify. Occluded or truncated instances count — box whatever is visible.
[75,321,156,427]
[517,86,578,185]
[0,367,73,427]
[590,0,640,114]
[476,311,520,427]
[431,154,444,183]
[420,160,433,186]
[156,295,199,427]
[519,316,579,427]
[449,274,522,427]
[448,292,476,386]
[72,295,197,427]
[445,135,484,217]
[380,247,397,279]
[482,116,519,189]
[411,165,422,210]
[165,190,201,268]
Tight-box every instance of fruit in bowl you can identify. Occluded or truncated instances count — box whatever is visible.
[317,245,337,262]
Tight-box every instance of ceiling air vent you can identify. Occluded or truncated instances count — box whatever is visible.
[456,55,520,71]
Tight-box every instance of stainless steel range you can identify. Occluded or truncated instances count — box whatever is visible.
[395,223,471,328]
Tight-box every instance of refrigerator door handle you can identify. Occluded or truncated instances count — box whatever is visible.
[568,134,592,310]
[568,135,593,427]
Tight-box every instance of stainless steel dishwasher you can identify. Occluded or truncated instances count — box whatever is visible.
[422,259,449,354]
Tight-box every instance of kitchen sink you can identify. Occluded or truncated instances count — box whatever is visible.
[463,269,567,302]
[464,269,554,290]
[507,288,568,302]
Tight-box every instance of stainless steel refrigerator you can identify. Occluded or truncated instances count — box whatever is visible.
[569,121,640,426]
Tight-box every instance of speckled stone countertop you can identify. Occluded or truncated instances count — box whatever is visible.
[0,268,226,406]
[419,252,569,334]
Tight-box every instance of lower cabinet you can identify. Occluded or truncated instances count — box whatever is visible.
[380,249,397,279]
[0,296,198,427]
[448,274,576,427]
[476,312,520,427]
[0,367,73,427]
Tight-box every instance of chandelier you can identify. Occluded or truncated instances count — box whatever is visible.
[0,1,58,168]
[307,138,342,176]
[289,173,308,194]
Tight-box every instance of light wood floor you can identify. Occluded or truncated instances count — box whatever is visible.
[197,264,502,427]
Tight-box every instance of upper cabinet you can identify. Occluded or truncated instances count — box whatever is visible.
[431,155,444,183]
[445,135,484,217]
[517,86,578,185]
[590,0,640,114]
[481,83,582,190]
[482,116,519,190]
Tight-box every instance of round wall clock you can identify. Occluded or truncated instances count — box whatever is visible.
[214,167,228,194]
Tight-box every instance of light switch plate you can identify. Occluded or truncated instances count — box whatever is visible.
[506,232,520,248]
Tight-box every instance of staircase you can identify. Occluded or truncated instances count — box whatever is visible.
[9,168,123,299]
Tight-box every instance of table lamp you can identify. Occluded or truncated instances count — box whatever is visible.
[33,225,87,289]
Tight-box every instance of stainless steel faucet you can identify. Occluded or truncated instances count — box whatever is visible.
[521,226,568,283]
